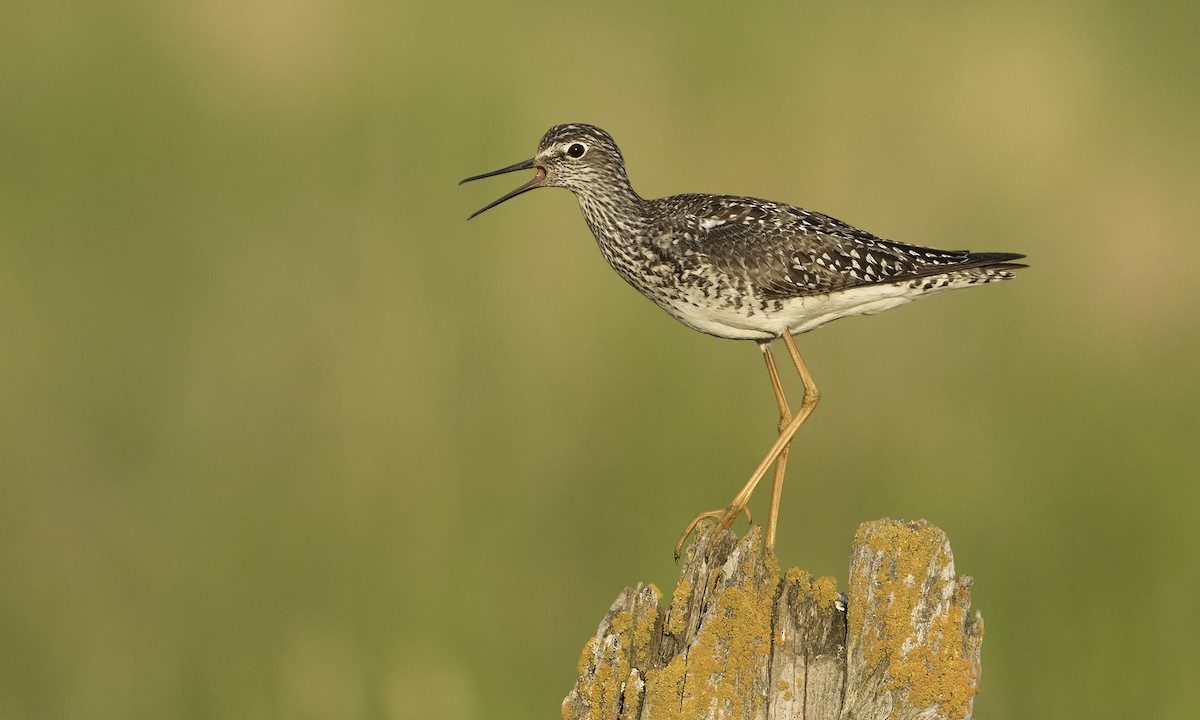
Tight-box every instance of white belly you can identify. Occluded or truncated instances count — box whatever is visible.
[657,276,972,341]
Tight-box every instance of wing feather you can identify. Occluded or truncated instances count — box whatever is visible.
[660,195,1022,300]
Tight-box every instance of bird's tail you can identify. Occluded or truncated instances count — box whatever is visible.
[963,252,1028,273]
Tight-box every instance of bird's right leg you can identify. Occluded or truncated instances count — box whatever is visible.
[761,341,793,555]
[674,337,819,560]
[761,331,820,553]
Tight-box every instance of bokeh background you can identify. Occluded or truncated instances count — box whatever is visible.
[3,1,1198,718]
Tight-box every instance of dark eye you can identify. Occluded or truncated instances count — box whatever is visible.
[566,143,586,158]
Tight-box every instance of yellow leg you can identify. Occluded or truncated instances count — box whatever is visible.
[674,332,820,560]
[762,342,792,555]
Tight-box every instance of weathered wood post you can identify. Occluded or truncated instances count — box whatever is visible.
[562,519,983,720]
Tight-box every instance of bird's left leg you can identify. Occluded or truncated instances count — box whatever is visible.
[674,337,818,560]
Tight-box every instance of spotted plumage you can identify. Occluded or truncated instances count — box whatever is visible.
[461,123,1025,557]
[463,123,1024,341]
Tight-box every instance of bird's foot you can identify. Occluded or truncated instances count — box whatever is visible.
[674,505,752,562]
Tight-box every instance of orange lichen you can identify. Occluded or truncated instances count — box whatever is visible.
[568,613,633,720]
[812,575,839,610]
[782,566,840,611]
[610,610,633,637]
[783,566,811,589]
[886,601,978,718]
[576,636,597,677]
[642,655,686,720]
[619,671,643,720]
[763,549,781,580]
[667,576,692,635]
[849,520,979,720]
[642,530,782,720]
[681,548,779,717]
[630,590,661,667]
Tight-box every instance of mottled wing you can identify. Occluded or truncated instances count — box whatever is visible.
[667,195,1015,299]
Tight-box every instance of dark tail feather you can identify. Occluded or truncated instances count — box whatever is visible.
[964,251,1027,272]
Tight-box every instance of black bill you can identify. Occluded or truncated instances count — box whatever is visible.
[460,158,546,220]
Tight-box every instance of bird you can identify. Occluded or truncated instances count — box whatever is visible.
[460,123,1025,559]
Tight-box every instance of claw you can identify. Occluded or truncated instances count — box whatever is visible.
[672,336,819,562]
[673,505,753,562]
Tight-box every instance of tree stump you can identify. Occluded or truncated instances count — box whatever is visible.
[562,519,983,720]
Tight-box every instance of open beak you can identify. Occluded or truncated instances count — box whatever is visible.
[460,158,547,220]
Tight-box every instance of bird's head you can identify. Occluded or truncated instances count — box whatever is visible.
[461,124,630,219]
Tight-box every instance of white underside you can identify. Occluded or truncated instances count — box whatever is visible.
[663,277,979,341]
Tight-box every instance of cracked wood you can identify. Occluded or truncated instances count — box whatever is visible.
[562,519,983,720]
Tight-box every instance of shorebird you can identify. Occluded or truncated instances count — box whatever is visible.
[461,124,1024,559]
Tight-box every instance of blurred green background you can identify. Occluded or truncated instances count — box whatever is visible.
[2,1,1198,718]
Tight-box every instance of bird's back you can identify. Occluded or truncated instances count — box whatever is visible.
[589,193,1022,340]
[649,193,1024,300]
